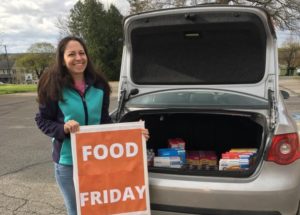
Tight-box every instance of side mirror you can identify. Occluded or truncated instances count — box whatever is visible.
[280,90,290,99]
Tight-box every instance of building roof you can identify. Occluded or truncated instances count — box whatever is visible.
[0,60,15,70]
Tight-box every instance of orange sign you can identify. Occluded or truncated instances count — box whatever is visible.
[71,121,150,215]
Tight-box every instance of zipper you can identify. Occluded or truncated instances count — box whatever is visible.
[81,95,89,125]
[73,86,89,125]
[268,89,278,130]
[82,85,90,125]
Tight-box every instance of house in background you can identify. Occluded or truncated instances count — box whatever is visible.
[0,59,15,83]
[0,54,37,84]
[10,62,37,84]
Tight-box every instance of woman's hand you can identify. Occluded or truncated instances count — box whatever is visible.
[64,120,80,134]
[142,128,150,141]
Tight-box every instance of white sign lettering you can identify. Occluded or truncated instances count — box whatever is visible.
[82,142,138,161]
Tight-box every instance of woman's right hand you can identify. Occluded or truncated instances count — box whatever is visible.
[64,120,80,134]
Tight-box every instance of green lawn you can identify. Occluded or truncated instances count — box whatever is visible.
[0,84,37,95]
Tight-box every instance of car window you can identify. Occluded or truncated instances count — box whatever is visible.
[126,90,268,108]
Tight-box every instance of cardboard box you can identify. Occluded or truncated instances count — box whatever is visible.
[158,148,186,165]
[168,138,186,149]
[154,156,181,168]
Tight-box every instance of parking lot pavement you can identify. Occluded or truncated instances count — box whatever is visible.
[279,77,300,130]
[279,76,300,96]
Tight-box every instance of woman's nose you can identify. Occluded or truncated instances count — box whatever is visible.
[75,53,82,60]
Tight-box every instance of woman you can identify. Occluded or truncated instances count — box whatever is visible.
[35,36,149,215]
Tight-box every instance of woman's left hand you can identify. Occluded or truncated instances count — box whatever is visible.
[142,129,150,141]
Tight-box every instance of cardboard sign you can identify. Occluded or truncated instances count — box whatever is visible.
[71,121,150,215]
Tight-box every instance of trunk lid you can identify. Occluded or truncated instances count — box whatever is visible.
[121,6,278,101]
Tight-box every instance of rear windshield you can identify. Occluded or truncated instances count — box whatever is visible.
[126,90,268,109]
[130,12,267,85]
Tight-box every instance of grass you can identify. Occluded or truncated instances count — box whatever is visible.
[0,84,37,95]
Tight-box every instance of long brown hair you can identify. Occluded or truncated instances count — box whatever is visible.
[37,36,110,105]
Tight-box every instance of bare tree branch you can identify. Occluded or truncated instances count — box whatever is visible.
[55,16,72,39]
[278,36,300,75]
[127,0,300,32]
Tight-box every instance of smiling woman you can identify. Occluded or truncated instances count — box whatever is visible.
[34,36,112,215]
[0,84,37,95]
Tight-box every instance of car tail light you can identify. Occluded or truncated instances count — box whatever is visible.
[267,133,300,165]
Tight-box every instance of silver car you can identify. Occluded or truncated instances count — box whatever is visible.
[113,5,300,215]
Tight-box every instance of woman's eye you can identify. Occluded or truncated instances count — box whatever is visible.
[67,52,85,57]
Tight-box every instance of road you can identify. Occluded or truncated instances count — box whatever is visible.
[0,82,299,215]
[0,92,118,215]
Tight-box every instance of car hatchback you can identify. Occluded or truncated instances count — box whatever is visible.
[113,5,300,215]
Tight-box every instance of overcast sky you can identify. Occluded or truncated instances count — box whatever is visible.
[0,0,129,54]
[0,0,292,54]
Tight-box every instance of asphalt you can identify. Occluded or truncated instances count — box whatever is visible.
[279,76,300,96]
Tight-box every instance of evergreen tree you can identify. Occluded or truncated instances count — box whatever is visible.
[102,5,123,80]
[67,0,123,80]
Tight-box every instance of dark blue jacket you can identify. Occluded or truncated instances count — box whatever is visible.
[35,80,112,165]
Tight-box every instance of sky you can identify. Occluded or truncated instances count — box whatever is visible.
[0,0,130,54]
[0,0,294,54]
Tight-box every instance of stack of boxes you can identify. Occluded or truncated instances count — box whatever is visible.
[147,137,257,171]
[219,148,257,171]
[153,138,186,168]
[186,150,218,170]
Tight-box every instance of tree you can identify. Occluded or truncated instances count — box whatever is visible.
[278,38,300,76]
[56,16,72,38]
[127,0,300,32]
[66,0,123,80]
[16,42,55,78]
[128,0,156,14]
[128,0,187,13]
[101,5,123,80]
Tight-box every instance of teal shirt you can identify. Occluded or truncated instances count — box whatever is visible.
[58,86,104,165]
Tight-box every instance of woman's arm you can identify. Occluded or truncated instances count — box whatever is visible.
[100,89,112,124]
[35,101,66,140]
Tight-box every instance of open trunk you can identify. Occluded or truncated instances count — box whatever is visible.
[128,9,269,87]
[120,110,268,177]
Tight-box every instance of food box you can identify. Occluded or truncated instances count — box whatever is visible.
[158,148,186,165]
[187,150,217,170]
[219,148,257,171]
[168,138,186,149]
[153,156,181,168]
[147,149,155,166]
[219,158,250,170]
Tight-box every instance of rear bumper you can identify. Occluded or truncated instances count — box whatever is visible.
[149,161,300,215]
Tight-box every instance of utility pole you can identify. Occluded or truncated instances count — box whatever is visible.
[4,45,11,83]
[4,45,9,70]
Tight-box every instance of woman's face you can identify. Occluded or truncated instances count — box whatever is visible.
[63,40,88,80]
